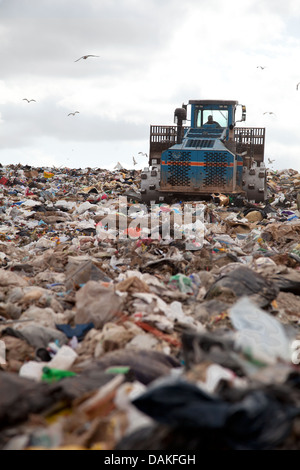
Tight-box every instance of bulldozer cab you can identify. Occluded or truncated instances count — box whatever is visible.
[189,100,239,130]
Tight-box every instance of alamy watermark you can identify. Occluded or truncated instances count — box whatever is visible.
[95,196,206,250]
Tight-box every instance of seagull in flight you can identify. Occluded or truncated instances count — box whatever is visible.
[74,55,100,62]
[133,156,137,166]
[138,152,148,158]
[263,111,276,116]
[296,82,300,91]
[23,98,36,103]
[268,158,275,164]
[257,66,266,69]
[68,111,80,116]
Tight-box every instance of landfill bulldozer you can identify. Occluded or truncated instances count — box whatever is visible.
[140,100,267,204]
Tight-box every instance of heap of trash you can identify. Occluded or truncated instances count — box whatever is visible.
[0,163,300,450]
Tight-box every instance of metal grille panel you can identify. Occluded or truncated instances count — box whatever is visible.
[186,139,214,148]
[167,150,191,186]
[203,152,227,187]
[234,127,265,163]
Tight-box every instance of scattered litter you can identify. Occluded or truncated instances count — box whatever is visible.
[0,164,299,450]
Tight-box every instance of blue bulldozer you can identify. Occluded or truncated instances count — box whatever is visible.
[140,99,267,204]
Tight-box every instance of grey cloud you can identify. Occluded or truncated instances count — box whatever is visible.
[266,126,300,146]
[0,0,185,19]
[254,0,300,16]
[0,101,148,149]
[0,2,187,80]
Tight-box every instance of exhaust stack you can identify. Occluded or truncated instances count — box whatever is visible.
[174,107,187,144]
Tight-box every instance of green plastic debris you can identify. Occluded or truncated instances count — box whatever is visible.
[290,243,300,257]
[42,366,77,383]
[105,366,131,375]
[168,273,194,294]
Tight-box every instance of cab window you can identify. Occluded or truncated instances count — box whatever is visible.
[196,109,228,127]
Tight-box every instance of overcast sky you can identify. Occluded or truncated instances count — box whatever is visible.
[1,0,300,171]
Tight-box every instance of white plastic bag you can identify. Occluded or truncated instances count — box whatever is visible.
[229,297,292,365]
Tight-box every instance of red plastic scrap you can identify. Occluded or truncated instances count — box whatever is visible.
[134,320,182,347]
[0,177,8,185]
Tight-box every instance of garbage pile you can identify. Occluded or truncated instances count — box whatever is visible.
[0,163,300,450]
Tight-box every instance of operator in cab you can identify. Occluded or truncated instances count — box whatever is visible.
[204,115,221,127]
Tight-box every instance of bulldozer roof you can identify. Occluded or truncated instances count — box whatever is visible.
[188,100,238,106]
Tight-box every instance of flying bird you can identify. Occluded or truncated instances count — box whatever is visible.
[138,152,148,158]
[268,158,275,164]
[133,156,137,166]
[68,111,80,116]
[263,112,276,116]
[296,82,300,90]
[257,66,266,69]
[23,98,36,103]
[74,55,100,62]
